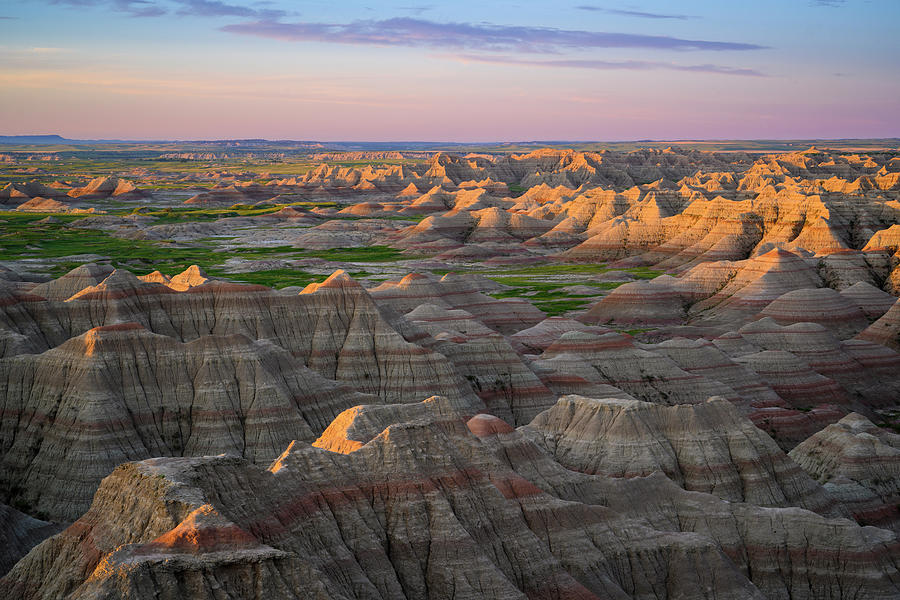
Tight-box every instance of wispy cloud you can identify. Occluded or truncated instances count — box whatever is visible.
[575,6,696,20]
[46,0,284,18]
[29,47,70,53]
[0,16,18,20]
[451,53,766,76]
[397,5,434,15]
[0,67,415,107]
[173,0,285,18]
[221,17,765,52]
[0,45,79,70]
[812,0,846,6]
[49,0,165,18]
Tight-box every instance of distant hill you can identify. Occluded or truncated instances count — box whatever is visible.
[0,135,897,153]
[0,134,149,145]
[0,135,74,145]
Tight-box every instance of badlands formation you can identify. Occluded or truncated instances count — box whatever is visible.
[1,145,900,598]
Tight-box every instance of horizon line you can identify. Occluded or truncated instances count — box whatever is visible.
[2,135,899,145]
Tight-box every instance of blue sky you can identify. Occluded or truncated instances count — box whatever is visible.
[0,0,897,140]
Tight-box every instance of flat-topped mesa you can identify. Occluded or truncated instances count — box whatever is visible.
[523,395,841,515]
[789,413,900,532]
[0,322,381,521]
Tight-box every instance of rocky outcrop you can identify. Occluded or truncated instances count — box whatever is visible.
[579,277,686,326]
[479,415,900,600]
[69,176,141,199]
[0,268,488,521]
[0,415,764,600]
[533,331,739,406]
[3,145,900,595]
[30,263,114,301]
[1,268,478,406]
[858,298,900,350]
[0,322,377,520]
[400,304,556,424]
[523,395,841,515]
[5,399,899,600]
[790,413,900,531]
[840,281,897,320]
[508,317,609,354]
[0,504,63,575]
[370,272,545,334]
[758,287,870,338]
[687,248,823,327]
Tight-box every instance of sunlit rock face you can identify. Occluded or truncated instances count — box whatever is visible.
[3,400,899,600]
[0,267,483,521]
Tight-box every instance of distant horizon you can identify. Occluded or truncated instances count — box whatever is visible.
[1,134,899,146]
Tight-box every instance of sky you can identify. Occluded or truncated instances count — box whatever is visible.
[0,0,898,141]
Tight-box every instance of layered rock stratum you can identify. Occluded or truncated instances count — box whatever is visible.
[3,399,899,600]
[3,144,900,598]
